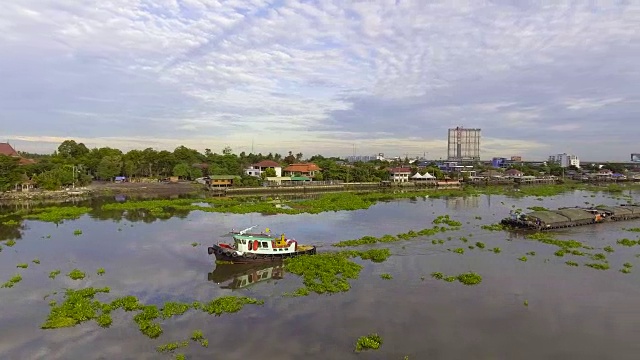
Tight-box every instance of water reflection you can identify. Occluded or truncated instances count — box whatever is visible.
[208,262,284,290]
[445,196,480,209]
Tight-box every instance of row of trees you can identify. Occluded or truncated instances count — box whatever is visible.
[3,139,635,192]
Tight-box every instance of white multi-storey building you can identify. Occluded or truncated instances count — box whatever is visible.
[548,153,580,168]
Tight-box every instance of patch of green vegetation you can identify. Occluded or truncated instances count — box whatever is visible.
[565,261,579,267]
[604,246,614,253]
[620,267,631,274]
[49,270,61,279]
[554,249,566,257]
[97,268,105,276]
[518,256,527,262]
[526,251,536,256]
[23,207,92,222]
[333,216,460,247]
[16,263,28,269]
[1,274,22,288]
[73,229,83,236]
[355,333,383,352]
[524,300,528,307]
[430,271,482,286]
[459,236,468,243]
[491,247,502,254]
[475,242,485,249]
[585,263,610,270]
[5,239,16,247]
[42,288,263,339]
[624,228,640,232]
[32,258,41,264]
[157,340,189,353]
[480,223,507,231]
[527,206,548,211]
[67,269,86,280]
[453,248,465,254]
[590,253,607,261]
[2,219,20,226]
[191,242,199,247]
[623,262,632,268]
[617,238,638,247]
[175,354,185,360]
[380,273,392,280]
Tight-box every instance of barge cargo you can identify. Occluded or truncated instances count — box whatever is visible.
[501,204,640,230]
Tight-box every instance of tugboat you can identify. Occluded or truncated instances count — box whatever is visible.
[207,228,316,264]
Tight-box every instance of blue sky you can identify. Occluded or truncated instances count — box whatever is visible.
[0,0,638,161]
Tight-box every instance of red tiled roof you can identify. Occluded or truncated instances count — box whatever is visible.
[388,167,411,173]
[0,143,19,157]
[283,163,321,172]
[254,160,281,168]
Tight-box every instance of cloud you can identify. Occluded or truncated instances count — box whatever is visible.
[1,1,639,160]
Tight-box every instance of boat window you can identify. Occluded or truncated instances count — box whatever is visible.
[262,242,268,248]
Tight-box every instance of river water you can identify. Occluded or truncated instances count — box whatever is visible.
[1,190,640,360]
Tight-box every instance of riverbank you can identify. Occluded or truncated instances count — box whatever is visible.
[0,181,203,203]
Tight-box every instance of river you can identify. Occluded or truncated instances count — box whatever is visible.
[1,189,640,359]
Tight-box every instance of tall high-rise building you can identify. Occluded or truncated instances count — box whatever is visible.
[447,126,481,161]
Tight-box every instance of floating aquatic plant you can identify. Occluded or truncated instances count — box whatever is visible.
[191,242,199,247]
[453,248,465,254]
[430,271,482,286]
[624,228,640,232]
[355,333,383,352]
[585,263,609,270]
[524,300,528,307]
[17,263,28,269]
[32,258,41,264]
[380,273,392,280]
[590,253,607,261]
[617,238,638,247]
[518,256,528,262]
[24,207,92,222]
[480,223,507,231]
[620,268,631,274]
[1,274,22,288]
[73,229,83,236]
[526,251,536,256]
[5,239,16,247]
[157,340,189,353]
[604,246,614,253]
[565,261,579,267]
[623,262,632,268]
[97,268,105,276]
[49,270,61,279]
[333,221,460,247]
[491,247,502,254]
[67,269,86,280]
[475,242,485,249]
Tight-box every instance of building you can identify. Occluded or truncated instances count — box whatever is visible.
[388,167,411,182]
[0,143,35,165]
[282,163,321,177]
[491,157,507,168]
[447,126,480,161]
[632,154,640,162]
[548,153,580,168]
[245,160,282,177]
[504,169,523,177]
[511,156,522,162]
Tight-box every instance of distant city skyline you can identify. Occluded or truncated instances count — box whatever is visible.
[1,2,638,161]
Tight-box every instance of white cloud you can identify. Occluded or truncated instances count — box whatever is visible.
[1,1,639,161]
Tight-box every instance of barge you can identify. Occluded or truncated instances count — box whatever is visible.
[501,204,640,230]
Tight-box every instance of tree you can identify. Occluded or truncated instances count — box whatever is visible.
[96,156,122,181]
[264,168,276,177]
[57,140,89,161]
[222,146,233,155]
[173,163,191,179]
[284,151,296,164]
[0,155,21,192]
[296,152,303,161]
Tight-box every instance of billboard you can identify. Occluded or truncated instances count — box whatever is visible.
[632,154,640,162]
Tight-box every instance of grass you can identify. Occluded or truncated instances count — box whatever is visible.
[355,333,383,352]
[1,274,23,288]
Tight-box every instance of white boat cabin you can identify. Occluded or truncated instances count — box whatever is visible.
[231,234,298,255]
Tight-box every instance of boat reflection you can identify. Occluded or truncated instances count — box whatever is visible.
[207,262,284,290]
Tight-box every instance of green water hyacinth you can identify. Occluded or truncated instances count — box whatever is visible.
[355,333,383,352]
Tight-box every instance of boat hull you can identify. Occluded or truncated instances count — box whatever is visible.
[207,243,316,264]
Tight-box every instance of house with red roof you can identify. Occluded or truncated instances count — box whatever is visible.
[283,163,321,178]
[245,160,282,177]
[0,142,35,165]
[388,167,411,182]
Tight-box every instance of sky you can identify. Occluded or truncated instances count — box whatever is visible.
[0,0,638,161]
